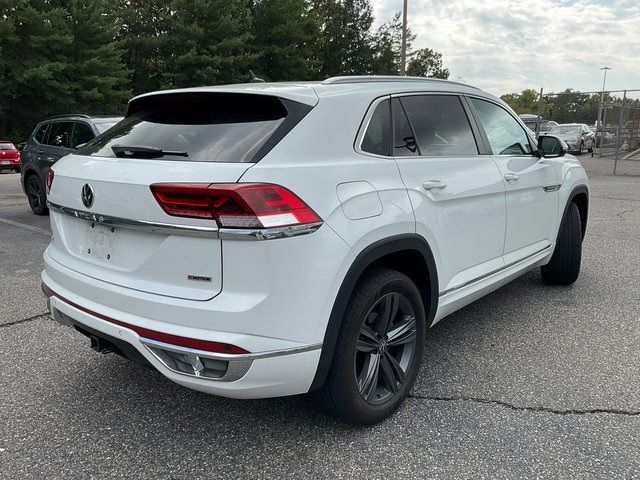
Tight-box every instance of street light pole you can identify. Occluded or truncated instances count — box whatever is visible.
[597,66,611,128]
[400,0,408,75]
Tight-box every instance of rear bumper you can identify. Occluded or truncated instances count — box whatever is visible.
[41,220,353,398]
[44,282,322,398]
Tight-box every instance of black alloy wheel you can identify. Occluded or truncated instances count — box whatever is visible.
[354,292,417,405]
[317,268,426,424]
[26,175,48,215]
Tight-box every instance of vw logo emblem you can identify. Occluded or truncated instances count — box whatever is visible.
[81,183,94,209]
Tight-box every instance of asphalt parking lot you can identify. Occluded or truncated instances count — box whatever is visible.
[1,171,639,479]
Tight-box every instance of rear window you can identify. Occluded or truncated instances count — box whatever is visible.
[77,93,309,163]
[0,143,14,150]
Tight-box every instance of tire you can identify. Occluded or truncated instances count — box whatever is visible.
[26,174,49,216]
[541,202,582,285]
[14,167,21,173]
[316,268,426,424]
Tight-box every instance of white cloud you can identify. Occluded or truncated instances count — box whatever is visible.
[371,0,640,96]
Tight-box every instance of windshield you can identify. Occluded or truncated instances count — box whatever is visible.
[77,93,292,163]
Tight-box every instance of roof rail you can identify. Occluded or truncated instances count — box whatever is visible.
[47,114,92,120]
[322,75,479,89]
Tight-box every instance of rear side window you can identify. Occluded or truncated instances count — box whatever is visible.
[398,95,478,156]
[0,143,14,150]
[47,122,74,148]
[77,93,310,163]
[361,100,390,156]
[72,122,95,148]
[34,123,49,143]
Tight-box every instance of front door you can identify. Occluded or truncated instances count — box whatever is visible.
[467,97,559,264]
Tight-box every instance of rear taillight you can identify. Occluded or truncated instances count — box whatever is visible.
[150,183,322,229]
[46,169,54,195]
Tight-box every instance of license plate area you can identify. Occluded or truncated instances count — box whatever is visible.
[86,223,117,260]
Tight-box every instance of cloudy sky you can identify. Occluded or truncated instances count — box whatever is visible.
[371,0,640,96]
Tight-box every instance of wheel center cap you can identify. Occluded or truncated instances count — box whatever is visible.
[378,340,387,354]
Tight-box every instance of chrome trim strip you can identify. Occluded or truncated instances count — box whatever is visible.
[47,201,219,238]
[218,222,323,241]
[48,201,322,241]
[139,337,322,361]
[439,245,552,297]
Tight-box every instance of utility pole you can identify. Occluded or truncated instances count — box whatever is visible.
[400,0,408,75]
[597,66,611,128]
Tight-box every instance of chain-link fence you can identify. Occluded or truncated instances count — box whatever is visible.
[532,89,640,176]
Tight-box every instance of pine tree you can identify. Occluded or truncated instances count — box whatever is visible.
[252,0,319,81]
[64,0,131,113]
[0,0,72,140]
[406,48,449,79]
[117,0,173,95]
[340,0,374,74]
[165,0,256,87]
[371,11,415,75]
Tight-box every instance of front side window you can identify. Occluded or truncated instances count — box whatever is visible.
[470,98,533,155]
[72,122,95,148]
[398,95,478,156]
[46,122,74,148]
[361,99,390,156]
[393,98,419,156]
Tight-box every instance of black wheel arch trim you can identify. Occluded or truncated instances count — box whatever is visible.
[309,234,438,391]
[563,184,589,239]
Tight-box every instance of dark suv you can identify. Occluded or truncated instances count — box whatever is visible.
[21,114,122,214]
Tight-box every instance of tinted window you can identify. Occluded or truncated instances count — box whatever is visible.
[0,143,14,150]
[399,95,478,156]
[72,122,95,148]
[77,94,292,163]
[34,123,50,143]
[393,98,418,156]
[46,122,74,148]
[471,98,533,155]
[361,100,390,156]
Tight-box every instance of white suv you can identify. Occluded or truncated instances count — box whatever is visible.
[42,76,589,424]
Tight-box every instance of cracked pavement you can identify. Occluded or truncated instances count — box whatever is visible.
[1,172,639,479]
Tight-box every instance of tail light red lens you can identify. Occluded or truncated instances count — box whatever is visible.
[150,183,322,229]
[46,169,55,195]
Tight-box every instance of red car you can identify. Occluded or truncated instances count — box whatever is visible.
[0,141,21,173]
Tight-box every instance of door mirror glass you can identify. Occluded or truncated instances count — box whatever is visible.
[538,135,567,158]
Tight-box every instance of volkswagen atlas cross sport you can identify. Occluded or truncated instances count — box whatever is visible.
[42,76,589,424]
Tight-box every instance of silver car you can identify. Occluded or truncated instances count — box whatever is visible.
[548,123,595,154]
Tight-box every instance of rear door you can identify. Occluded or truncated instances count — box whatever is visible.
[467,97,559,264]
[47,91,313,301]
[391,94,507,293]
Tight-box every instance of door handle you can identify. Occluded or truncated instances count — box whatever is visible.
[37,149,44,154]
[422,180,447,190]
[504,173,520,182]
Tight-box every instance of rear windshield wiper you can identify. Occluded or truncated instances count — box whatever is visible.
[111,145,188,158]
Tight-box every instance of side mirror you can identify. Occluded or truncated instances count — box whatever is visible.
[537,134,567,158]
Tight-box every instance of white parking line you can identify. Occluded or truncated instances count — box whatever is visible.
[0,217,51,236]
